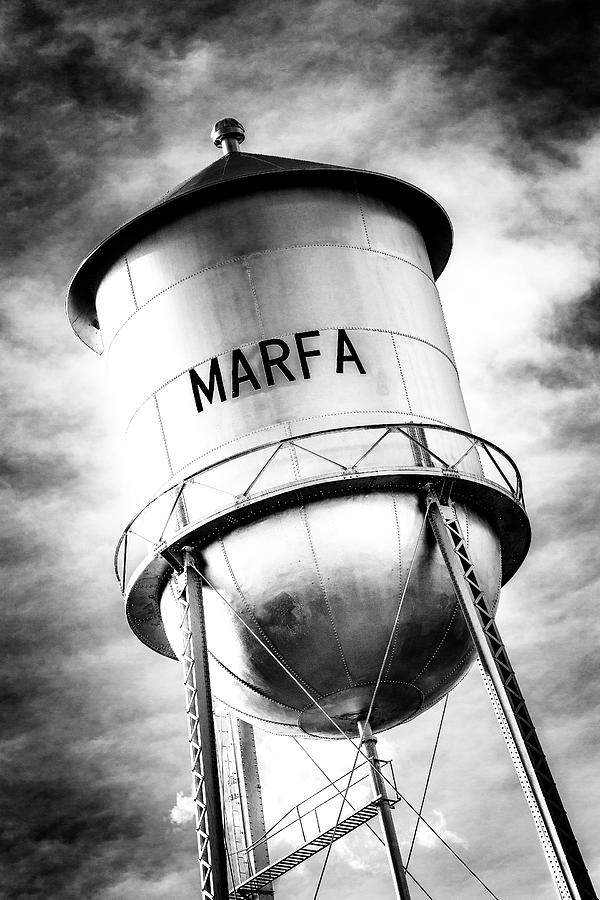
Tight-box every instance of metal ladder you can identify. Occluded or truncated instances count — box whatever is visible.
[231,796,384,896]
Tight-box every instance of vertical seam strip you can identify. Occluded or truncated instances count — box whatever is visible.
[217,537,318,695]
[124,256,139,310]
[437,298,457,369]
[354,181,371,250]
[285,421,301,481]
[299,505,354,688]
[154,394,173,475]
[243,257,265,339]
[391,333,413,413]
[412,603,460,683]
[383,493,404,680]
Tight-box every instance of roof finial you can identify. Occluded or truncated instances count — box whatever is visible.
[211,118,245,155]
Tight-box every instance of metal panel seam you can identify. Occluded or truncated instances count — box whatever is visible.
[217,534,318,695]
[123,329,459,434]
[242,257,265,339]
[153,393,174,475]
[390,333,413,414]
[104,245,437,353]
[124,256,139,310]
[353,180,372,250]
[208,654,307,712]
[419,648,475,699]
[298,502,355,688]
[411,603,461,682]
[382,493,405,682]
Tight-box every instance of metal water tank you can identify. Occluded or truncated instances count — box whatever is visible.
[67,119,529,737]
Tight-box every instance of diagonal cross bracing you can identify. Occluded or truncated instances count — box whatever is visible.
[426,490,597,900]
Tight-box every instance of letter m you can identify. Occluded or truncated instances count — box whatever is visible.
[189,359,226,412]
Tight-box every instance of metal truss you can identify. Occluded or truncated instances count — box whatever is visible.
[115,421,524,592]
[177,550,229,899]
[426,489,597,900]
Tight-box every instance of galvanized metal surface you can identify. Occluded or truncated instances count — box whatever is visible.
[233,719,272,877]
[212,118,246,153]
[159,490,501,737]
[69,147,529,746]
[213,707,254,888]
[92,183,460,512]
[215,709,272,892]
[66,156,452,351]
[118,423,529,710]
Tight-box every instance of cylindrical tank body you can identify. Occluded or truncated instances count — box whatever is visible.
[96,181,469,501]
[68,139,529,737]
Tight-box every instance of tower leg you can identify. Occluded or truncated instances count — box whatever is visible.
[426,489,596,900]
[178,548,229,900]
[232,719,273,886]
[358,721,412,900]
[215,708,273,898]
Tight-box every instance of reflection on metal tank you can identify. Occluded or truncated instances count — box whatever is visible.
[67,120,530,737]
[161,495,501,736]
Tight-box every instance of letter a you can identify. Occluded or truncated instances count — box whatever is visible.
[231,348,262,398]
[335,329,366,374]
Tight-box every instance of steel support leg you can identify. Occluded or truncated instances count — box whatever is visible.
[359,721,412,900]
[233,719,272,881]
[426,489,597,900]
[179,548,229,900]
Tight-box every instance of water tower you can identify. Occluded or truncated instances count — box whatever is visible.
[67,119,596,899]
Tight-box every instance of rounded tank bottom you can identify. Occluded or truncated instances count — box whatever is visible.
[298,683,424,738]
[161,488,501,738]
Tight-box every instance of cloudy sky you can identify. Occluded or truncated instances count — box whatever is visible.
[2,0,599,897]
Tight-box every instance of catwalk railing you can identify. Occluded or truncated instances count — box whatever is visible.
[115,421,524,594]
[235,756,399,877]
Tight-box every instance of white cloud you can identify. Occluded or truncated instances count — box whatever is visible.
[169,792,196,826]
[416,809,467,851]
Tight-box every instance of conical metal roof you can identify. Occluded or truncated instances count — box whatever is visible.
[162,150,341,199]
[67,149,453,353]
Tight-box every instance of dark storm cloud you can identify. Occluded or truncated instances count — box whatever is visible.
[1,0,267,269]
[2,775,141,898]
[0,452,77,498]
[1,1,152,261]
[0,682,193,899]
[397,0,600,162]
[552,280,600,351]
[4,0,599,268]
[0,508,194,897]
[507,279,600,392]
[509,358,590,392]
